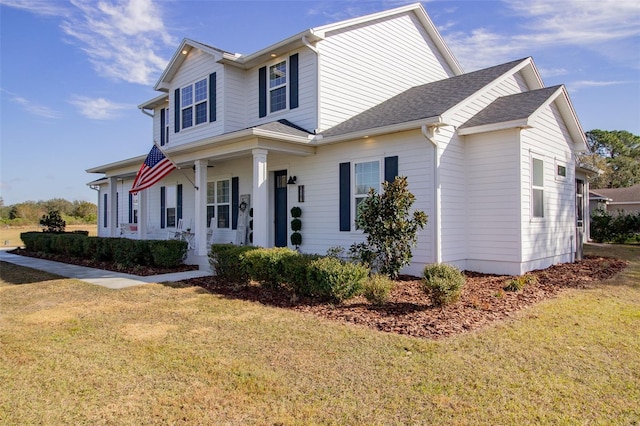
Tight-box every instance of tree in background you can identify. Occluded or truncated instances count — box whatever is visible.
[583,130,640,189]
[40,210,66,233]
[1,199,97,226]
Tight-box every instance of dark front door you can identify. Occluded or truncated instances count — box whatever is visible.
[274,170,288,247]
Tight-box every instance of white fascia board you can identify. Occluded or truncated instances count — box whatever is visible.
[220,30,324,69]
[153,38,225,91]
[138,93,169,110]
[457,119,531,136]
[316,116,443,145]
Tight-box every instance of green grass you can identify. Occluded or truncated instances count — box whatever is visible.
[1,243,639,424]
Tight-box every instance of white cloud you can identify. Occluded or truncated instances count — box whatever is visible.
[69,95,131,120]
[0,0,71,16]
[442,0,640,71]
[1,89,62,119]
[60,0,176,85]
[567,80,630,92]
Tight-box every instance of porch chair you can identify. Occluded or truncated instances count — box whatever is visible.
[167,218,184,240]
[207,217,215,247]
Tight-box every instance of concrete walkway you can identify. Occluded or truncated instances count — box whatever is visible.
[0,249,212,289]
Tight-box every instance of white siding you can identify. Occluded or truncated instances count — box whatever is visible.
[224,66,248,133]
[318,12,453,132]
[167,48,225,146]
[245,47,318,133]
[520,101,576,269]
[465,129,521,268]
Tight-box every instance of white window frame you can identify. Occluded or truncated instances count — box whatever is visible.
[268,59,288,114]
[531,155,545,219]
[353,159,381,228]
[132,193,139,224]
[164,108,170,145]
[166,185,177,228]
[206,178,231,229]
[555,159,568,182]
[181,78,208,129]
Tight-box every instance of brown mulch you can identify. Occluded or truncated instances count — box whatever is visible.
[185,255,627,339]
[9,248,199,276]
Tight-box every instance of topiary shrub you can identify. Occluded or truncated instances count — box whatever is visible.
[421,263,465,306]
[209,244,258,283]
[242,247,299,289]
[306,257,369,302]
[362,274,395,305]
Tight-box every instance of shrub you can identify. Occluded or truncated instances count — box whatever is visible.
[591,209,640,243]
[290,232,302,247]
[242,247,299,289]
[306,257,369,302]
[363,274,395,305]
[40,210,66,233]
[351,176,428,279]
[209,244,257,283]
[282,253,322,296]
[504,274,537,292]
[112,239,152,268]
[290,218,302,231]
[421,263,465,306]
[149,240,187,268]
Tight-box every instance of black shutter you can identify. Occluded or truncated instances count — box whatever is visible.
[160,186,166,229]
[384,156,399,183]
[209,72,217,122]
[174,89,180,133]
[177,184,183,221]
[160,108,166,146]
[231,177,239,230]
[289,53,299,109]
[258,66,267,118]
[103,193,108,228]
[339,162,351,231]
[128,192,133,223]
[116,192,119,228]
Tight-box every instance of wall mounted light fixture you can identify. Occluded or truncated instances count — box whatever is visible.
[287,176,297,185]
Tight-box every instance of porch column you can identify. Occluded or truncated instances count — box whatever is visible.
[252,149,269,247]
[194,160,208,255]
[108,176,118,237]
[137,190,146,238]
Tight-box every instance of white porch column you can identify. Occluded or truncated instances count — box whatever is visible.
[194,160,208,255]
[108,176,118,237]
[137,190,146,238]
[252,149,269,247]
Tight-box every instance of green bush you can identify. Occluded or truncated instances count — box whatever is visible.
[112,239,152,268]
[290,232,302,247]
[242,247,299,289]
[591,209,640,243]
[421,263,466,306]
[148,240,187,268]
[306,257,369,302]
[282,253,321,296]
[363,274,395,305]
[291,218,302,231]
[503,274,537,292]
[40,210,66,233]
[209,244,258,283]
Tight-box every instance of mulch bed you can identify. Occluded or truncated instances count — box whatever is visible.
[185,255,627,339]
[9,248,199,276]
[10,248,628,339]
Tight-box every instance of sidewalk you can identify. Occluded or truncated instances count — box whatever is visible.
[0,249,212,289]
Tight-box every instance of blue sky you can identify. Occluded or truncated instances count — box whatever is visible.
[1,0,638,206]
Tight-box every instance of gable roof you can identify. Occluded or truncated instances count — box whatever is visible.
[320,58,528,138]
[589,184,640,203]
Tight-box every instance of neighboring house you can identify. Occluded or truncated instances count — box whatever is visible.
[87,3,589,275]
[589,184,640,215]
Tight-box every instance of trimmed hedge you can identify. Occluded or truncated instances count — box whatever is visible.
[242,247,300,289]
[306,257,369,302]
[209,244,258,283]
[20,232,187,268]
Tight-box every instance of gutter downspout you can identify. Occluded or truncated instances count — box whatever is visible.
[421,124,442,264]
[139,107,154,118]
[302,35,321,134]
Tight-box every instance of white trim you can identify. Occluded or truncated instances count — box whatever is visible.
[352,157,382,232]
[531,154,545,220]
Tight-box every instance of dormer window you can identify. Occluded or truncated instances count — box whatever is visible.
[269,61,287,113]
[180,78,208,129]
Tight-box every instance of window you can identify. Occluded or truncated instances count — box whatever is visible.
[557,164,566,177]
[164,108,170,145]
[181,78,207,129]
[576,179,584,228]
[132,193,139,224]
[269,60,287,113]
[206,179,230,228]
[532,157,544,218]
[166,185,177,227]
[354,161,380,223]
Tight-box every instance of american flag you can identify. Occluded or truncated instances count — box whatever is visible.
[129,145,175,193]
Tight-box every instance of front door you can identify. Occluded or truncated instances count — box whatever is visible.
[274,170,288,247]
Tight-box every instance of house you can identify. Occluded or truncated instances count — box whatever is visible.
[589,184,640,215]
[86,3,590,276]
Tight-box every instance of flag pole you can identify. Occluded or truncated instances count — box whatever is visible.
[153,140,199,191]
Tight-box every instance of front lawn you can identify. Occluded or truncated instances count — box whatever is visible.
[1,243,638,424]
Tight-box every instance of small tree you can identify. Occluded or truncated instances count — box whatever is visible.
[351,176,427,279]
[40,210,66,233]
